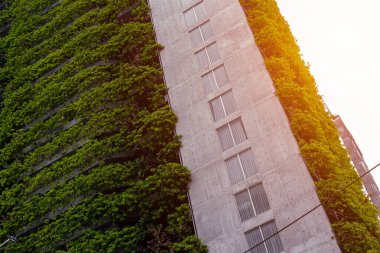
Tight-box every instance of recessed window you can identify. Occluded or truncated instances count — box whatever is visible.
[202,65,229,94]
[245,220,284,253]
[184,2,207,27]
[189,21,213,47]
[234,183,270,222]
[195,42,221,70]
[225,148,257,184]
[217,118,246,151]
[180,0,194,7]
[209,90,237,122]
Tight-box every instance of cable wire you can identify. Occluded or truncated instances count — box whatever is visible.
[243,162,380,253]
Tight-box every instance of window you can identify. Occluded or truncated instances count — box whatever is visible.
[189,21,214,47]
[184,2,207,27]
[245,221,284,253]
[180,0,194,7]
[202,65,229,94]
[234,183,270,222]
[195,42,221,69]
[217,118,246,151]
[225,148,257,184]
[209,90,237,121]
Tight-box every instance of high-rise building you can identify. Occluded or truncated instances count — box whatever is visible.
[148,0,340,252]
[333,115,380,211]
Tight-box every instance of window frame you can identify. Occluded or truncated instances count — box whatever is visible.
[216,117,247,151]
[225,148,257,184]
[234,183,270,222]
[209,89,237,122]
[245,220,284,253]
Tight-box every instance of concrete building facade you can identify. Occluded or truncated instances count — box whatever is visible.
[148,0,341,252]
[333,115,380,212]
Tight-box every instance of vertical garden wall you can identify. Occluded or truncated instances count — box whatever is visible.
[0,0,206,252]
[240,0,380,252]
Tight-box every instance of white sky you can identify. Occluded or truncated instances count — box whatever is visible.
[276,0,380,184]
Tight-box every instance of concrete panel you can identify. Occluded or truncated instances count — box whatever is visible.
[149,0,341,252]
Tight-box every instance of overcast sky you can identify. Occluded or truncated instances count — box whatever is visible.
[276,0,380,184]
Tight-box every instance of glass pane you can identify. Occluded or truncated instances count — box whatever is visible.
[180,0,194,7]
[206,42,221,63]
[249,183,270,215]
[202,71,217,94]
[261,221,284,253]
[235,190,255,222]
[195,48,209,69]
[194,2,207,21]
[200,21,213,42]
[217,124,234,151]
[210,96,225,122]
[190,27,203,47]
[240,149,257,178]
[245,227,266,253]
[230,119,246,145]
[213,65,229,88]
[184,8,197,27]
[221,90,237,116]
[226,155,245,184]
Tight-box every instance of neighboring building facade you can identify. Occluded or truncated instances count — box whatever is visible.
[148,0,341,252]
[333,115,380,211]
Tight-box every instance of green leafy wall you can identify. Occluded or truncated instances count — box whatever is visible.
[0,0,206,252]
[240,0,380,252]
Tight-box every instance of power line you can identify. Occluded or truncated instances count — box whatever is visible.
[243,162,380,253]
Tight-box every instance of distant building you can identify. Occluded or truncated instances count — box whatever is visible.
[333,115,380,211]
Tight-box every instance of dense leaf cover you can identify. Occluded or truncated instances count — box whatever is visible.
[0,0,206,252]
[240,0,380,252]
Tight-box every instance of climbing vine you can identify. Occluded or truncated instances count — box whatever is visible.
[0,0,206,252]
[240,0,380,252]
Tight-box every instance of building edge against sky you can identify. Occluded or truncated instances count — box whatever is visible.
[148,0,341,252]
[333,115,380,212]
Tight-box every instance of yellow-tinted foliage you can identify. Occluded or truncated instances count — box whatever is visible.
[240,0,380,252]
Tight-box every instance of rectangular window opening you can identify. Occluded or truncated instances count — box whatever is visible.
[226,148,257,184]
[189,21,214,48]
[217,118,246,151]
[245,221,284,253]
[184,2,206,27]
[201,65,229,94]
[209,90,237,122]
[195,42,221,70]
[234,183,270,222]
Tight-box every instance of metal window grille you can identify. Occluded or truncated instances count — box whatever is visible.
[195,42,221,70]
[189,21,214,47]
[226,148,257,184]
[209,90,237,121]
[217,118,246,151]
[202,65,228,94]
[180,0,194,7]
[245,221,284,253]
[184,2,206,27]
[234,183,270,222]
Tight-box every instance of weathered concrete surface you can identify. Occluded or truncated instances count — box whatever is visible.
[149,0,341,252]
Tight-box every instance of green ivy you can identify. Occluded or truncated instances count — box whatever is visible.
[0,0,206,252]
